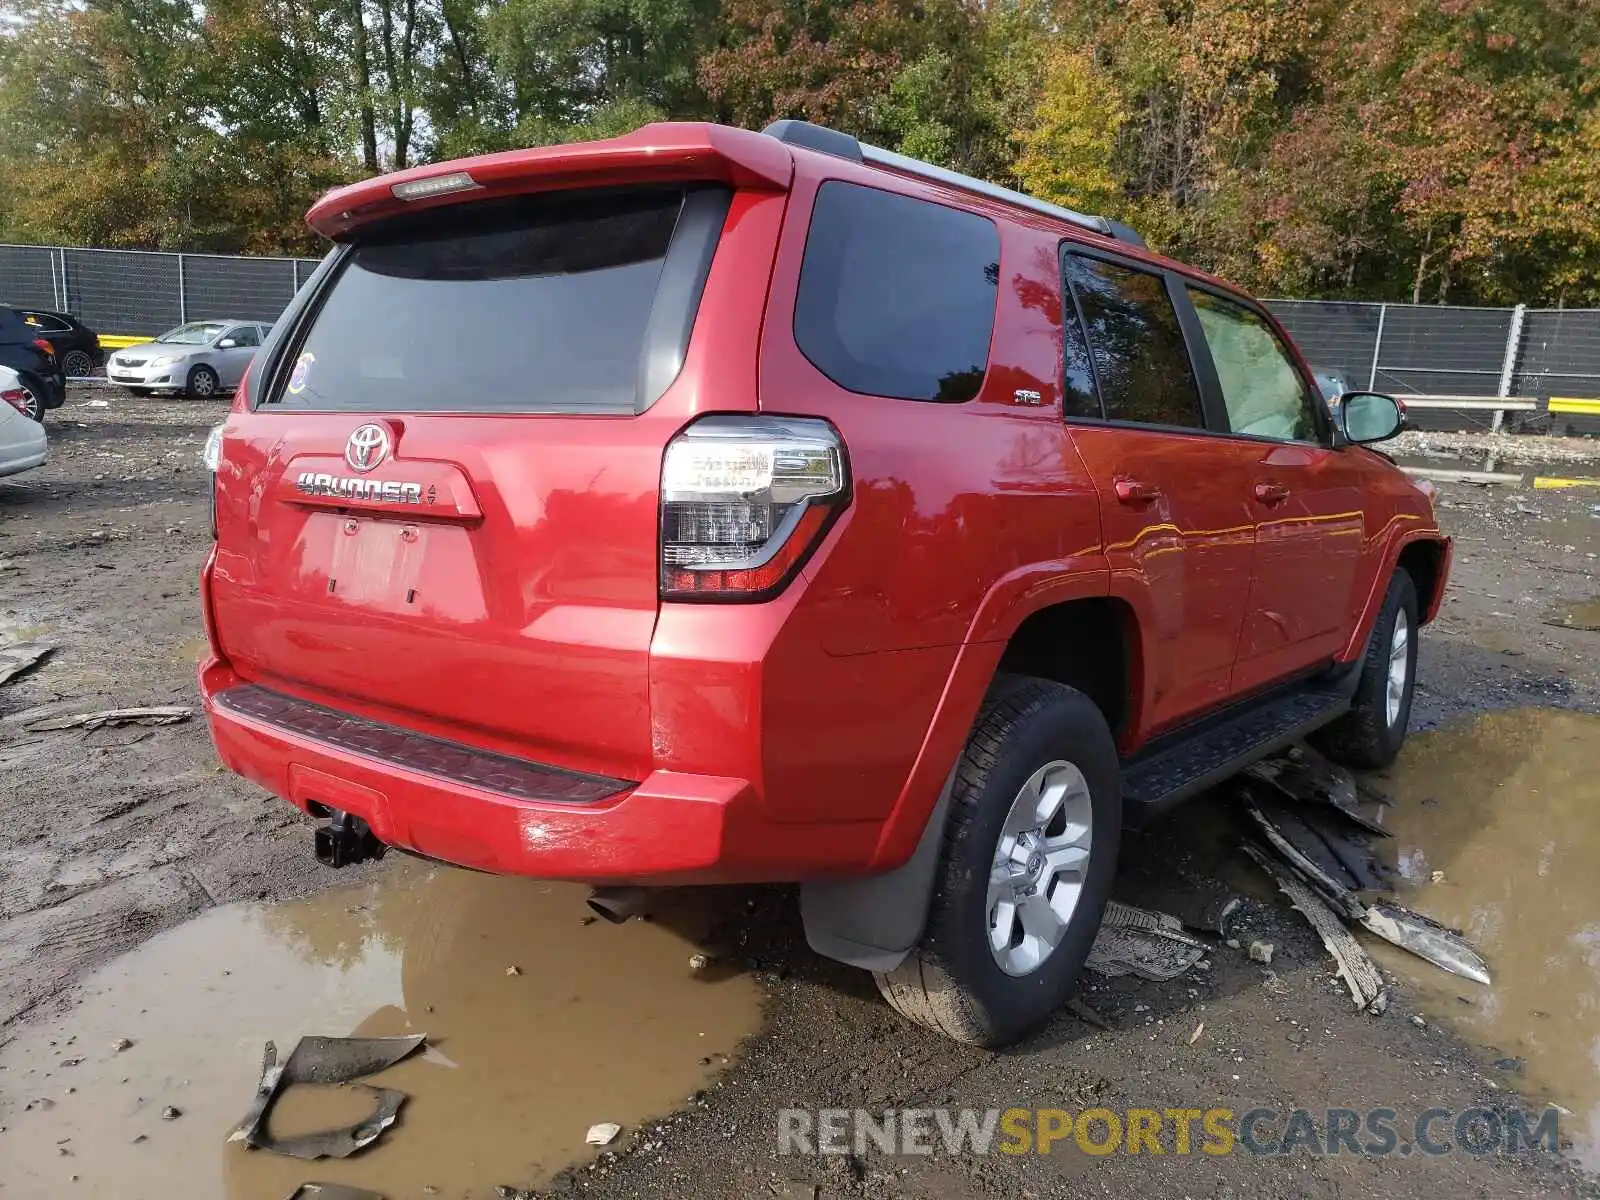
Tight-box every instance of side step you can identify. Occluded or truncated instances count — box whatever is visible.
[1121,687,1350,826]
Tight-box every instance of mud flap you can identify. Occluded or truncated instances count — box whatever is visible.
[799,766,957,972]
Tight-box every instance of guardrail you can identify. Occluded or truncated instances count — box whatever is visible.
[1395,395,1540,434]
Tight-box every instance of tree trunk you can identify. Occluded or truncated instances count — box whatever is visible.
[352,0,378,172]
[1411,227,1433,305]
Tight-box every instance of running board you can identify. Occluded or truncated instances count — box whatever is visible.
[1121,688,1350,827]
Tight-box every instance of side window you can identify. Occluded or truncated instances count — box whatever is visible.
[22,312,70,334]
[230,325,261,347]
[1064,256,1203,429]
[795,182,999,403]
[1188,289,1319,442]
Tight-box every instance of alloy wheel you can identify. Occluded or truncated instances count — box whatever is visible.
[986,759,1093,977]
[1386,610,1410,728]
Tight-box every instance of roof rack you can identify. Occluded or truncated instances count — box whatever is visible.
[761,119,1145,249]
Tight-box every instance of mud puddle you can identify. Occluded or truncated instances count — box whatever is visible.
[0,859,764,1198]
[1546,598,1600,631]
[1370,707,1600,1166]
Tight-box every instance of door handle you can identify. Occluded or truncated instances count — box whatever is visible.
[1114,478,1161,504]
[1254,482,1291,505]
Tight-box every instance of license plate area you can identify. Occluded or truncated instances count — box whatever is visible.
[326,514,429,611]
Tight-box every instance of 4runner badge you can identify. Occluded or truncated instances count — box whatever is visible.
[296,424,428,504]
[345,424,391,472]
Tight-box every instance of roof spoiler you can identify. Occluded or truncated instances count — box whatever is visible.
[306,123,793,240]
[762,119,1146,249]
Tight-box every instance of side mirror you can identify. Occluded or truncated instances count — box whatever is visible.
[1338,391,1404,444]
[216,338,238,348]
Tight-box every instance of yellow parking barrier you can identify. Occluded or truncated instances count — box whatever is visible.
[1549,396,1600,415]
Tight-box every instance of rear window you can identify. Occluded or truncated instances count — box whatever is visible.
[266,187,726,414]
[794,182,999,403]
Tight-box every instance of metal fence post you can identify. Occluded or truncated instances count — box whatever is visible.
[292,259,302,292]
[57,249,70,314]
[1494,303,1527,433]
[1367,303,1387,391]
[176,253,187,323]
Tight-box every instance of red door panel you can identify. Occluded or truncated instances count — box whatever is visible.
[1232,445,1367,693]
[1069,426,1256,734]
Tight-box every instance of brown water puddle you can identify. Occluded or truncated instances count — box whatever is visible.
[1371,708,1600,1165]
[1547,598,1600,632]
[0,859,763,1198]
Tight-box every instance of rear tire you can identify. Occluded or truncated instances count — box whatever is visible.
[61,349,94,378]
[874,677,1120,1047]
[1311,571,1418,770]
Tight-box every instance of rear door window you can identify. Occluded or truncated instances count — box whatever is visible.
[21,312,71,334]
[266,187,726,414]
[1063,256,1203,429]
[794,182,999,403]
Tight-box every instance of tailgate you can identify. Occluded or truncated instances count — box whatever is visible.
[211,412,670,778]
[209,179,770,780]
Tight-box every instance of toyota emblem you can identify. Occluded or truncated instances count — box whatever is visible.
[345,424,391,473]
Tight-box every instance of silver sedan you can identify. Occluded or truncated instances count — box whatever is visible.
[106,320,269,398]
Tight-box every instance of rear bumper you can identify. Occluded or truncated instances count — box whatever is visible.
[0,445,46,477]
[201,661,880,884]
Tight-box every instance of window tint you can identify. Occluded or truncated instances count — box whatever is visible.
[0,308,35,344]
[1061,271,1101,418]
[21,312,70,334]
[795,182,999,403]
[1189,289,1319,442]
[228,325,261,347]
[270,188,693,413]
[1064,256,1202,429]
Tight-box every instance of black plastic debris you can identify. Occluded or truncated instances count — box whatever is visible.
[229,1034,426,1160]
[1245,747,1394,835]
[1242,843,1389,1014]
[1240,772,1490,989]
[1084,900,1207,981]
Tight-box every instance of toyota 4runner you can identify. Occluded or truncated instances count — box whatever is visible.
[200,120,1450,1047]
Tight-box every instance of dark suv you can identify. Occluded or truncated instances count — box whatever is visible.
[200,120,1450,1048]
[0,307,65,421]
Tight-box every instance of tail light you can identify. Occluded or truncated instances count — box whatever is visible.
[33,338,54,358]
[660,415,848,600]
[2,388,29,415]
[203,425,224,539]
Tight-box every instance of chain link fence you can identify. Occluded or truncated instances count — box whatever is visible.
[4,241,1600,430]
[0,243,322,339]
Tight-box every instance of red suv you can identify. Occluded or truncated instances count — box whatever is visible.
[200,120,1450,1047]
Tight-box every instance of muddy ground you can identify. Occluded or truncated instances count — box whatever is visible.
[1,392,1598,1199]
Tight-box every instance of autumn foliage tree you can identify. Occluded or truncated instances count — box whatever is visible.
[0,0,1593,303]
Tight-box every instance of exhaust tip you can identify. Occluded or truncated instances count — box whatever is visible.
[587,886,649,924]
